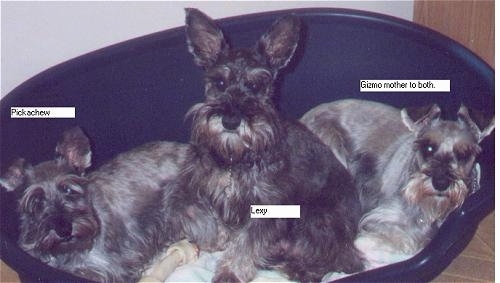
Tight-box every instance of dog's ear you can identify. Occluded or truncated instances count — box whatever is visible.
[185,8,228,69]
[0,158,32,192]
[401,104,441,133]
[457,105,495,143]
[55,127,92,174]
[257,15,301,70]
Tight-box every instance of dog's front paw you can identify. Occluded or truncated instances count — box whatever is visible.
[213,268,241,283]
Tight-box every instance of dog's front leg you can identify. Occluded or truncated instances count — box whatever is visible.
[212,223,265,283]
[182,202,230,252]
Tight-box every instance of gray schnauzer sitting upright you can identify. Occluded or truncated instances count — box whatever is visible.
[1,127,189,282]
[164,9,364,282]
[301,99,494,269]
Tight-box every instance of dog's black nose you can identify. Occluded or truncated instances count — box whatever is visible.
[222,114,241,130]
[51,217,73,239]
[432,177,450,192]
[430,163,452,192]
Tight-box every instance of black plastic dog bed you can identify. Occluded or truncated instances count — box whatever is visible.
[1,8,494,282]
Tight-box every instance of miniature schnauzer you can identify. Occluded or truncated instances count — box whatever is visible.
[301,99,494,269]
[1,127,191,282]
[163,9,364,282]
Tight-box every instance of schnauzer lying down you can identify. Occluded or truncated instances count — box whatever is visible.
[163,9,364,282]
[1,127,196,282]
[301,99,494,269]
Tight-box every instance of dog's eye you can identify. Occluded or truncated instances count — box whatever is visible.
[456,151,472,163]
[245,81,263,94]
[212,78,227,91]
[58,183,80,197]
[421,144,436,158]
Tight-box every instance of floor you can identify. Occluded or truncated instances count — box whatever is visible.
[0,212,494,282]
[431,212,494,282]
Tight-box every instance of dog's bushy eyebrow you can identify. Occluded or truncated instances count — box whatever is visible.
[57,178,86,195]
[246,68,272,79]
[207,65,231,74]
[453,142,482,157]
[19,185,49,216]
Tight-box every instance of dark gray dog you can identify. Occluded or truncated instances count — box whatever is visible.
[163,9,364,282]
[301,99,494,268]
[1,127,189,282]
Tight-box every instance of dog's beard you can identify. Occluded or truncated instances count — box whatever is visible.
[357,173,469,261]
[188,103,281,163]
[20,213,98,260]
[401,173,469,224]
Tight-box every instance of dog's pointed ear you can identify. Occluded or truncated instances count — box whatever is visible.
[0,158,32,192]
[185,8,228,68]
[55,127,92,174]
[401,104,441,133]
[457,105,495,143]
[256,15,301,70]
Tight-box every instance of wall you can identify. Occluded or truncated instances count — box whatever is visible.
[413,0,494,67]
[1,1,414,98]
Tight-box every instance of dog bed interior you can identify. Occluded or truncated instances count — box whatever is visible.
[0,8,494,282]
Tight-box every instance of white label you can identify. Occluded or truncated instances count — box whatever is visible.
[359,80,450,92]
[250,205,300,218]
[11,107,75,118]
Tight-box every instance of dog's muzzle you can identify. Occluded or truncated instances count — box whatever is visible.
[49,216,73,240]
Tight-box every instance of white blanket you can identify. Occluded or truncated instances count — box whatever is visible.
[165,251,350,283]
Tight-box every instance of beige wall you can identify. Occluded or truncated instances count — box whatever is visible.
[413,0,494,68]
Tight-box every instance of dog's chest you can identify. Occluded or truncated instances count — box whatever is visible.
[199,166,280,227]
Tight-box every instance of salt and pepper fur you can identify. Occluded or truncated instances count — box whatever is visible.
[162,9,364,282]
[301,99,494,269]
[4,9,495,281]
[2,127,189,282]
